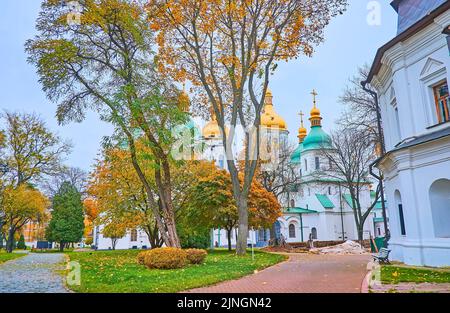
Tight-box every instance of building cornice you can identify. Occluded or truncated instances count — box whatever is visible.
[368,2,450,83]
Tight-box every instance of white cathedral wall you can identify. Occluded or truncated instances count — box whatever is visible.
[373,10,450,266]
[380,139,450,267]
[375,11,450,152]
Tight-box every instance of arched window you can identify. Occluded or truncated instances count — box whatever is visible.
[315,157,320,170]
[311,227,317,240]
[288,224,296,238]
[304,159,308,172]
[429,179,450,238]
[395,190,406,236]
[130,229,138,242]
[290,199,295,207]
[328,186,332,195]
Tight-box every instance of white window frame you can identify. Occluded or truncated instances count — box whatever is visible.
[420,65,447,127]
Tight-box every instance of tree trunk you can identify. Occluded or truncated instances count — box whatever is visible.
[6,227,15,253]
[227,229,232,251]
[236,197,249,256]
[111,238,117,250]
[269,224,278,246]
[357,226,364,244]
[59,242,65,252]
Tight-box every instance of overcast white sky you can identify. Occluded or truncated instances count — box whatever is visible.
[0,0,398,172]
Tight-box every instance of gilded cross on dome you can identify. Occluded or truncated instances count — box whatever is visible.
[311,89,318,107]
[298,111,305,127]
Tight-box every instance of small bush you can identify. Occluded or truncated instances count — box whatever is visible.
[185,248,207,264]
[137,251,148,265]
[144,247,187,269]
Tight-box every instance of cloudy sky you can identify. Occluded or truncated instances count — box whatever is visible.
[0,0,398,172]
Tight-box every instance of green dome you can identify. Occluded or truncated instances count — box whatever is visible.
[290,143,303,164]
[302,126,332,151]
[173,118,201,139]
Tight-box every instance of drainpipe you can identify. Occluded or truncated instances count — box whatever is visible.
[361,80,390,247]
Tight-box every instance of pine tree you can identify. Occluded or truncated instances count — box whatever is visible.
[17,234,26,250]
[46,182,84,251]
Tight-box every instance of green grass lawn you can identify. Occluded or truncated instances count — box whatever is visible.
[65,249,286,293]
[381,265,450,284]
[0,250,26,264]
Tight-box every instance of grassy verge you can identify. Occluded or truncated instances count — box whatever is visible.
[65,249,286,293]
[0,250,26,264]
[381,265,450,284]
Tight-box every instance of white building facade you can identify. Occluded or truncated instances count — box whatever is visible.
[281,95,376,244]
[368,0,450,266]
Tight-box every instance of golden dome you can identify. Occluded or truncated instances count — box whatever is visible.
[297,111,307,143]
[309,89,322,127]
[310,106,321,118]
[202,120,222,139]
[202,107,228,139]
[261,88,287,130]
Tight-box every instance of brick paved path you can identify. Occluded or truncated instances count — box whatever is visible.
[187,253,370,293]
[0,253,68,293]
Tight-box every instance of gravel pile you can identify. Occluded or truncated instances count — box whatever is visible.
[310,240,368,255]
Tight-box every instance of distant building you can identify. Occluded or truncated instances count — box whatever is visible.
[95,89,381,250]
[281,92,376,243]
[368,0,450,266]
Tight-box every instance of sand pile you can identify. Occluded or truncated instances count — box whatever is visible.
[310,240,367,255]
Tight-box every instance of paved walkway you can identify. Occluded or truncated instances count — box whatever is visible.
[187,253,370,293]
[0,253,68,293]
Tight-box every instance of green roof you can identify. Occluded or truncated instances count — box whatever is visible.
[302,125,332,152]
[315,194,335,209]
[343,194,356,209]
[284,207,318,214]
[290,143,303,164]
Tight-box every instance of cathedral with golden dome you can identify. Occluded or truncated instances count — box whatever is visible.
[204,88,378,247]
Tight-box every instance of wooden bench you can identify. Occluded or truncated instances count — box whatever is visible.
[372,248,391,264]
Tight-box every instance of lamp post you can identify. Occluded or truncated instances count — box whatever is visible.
[0,163,9,249]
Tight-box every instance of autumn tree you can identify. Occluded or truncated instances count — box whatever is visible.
[88,147,163,249]
[0,112,70,251]
[149,0,347,254]
[316,128,380,242]
[101,220,128,250]
[1,112,71,187]
[83,198,99,245]
[187,168,281,251]
[1,184,49,252]
[46,182,85,251]
[27,0,189,248]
